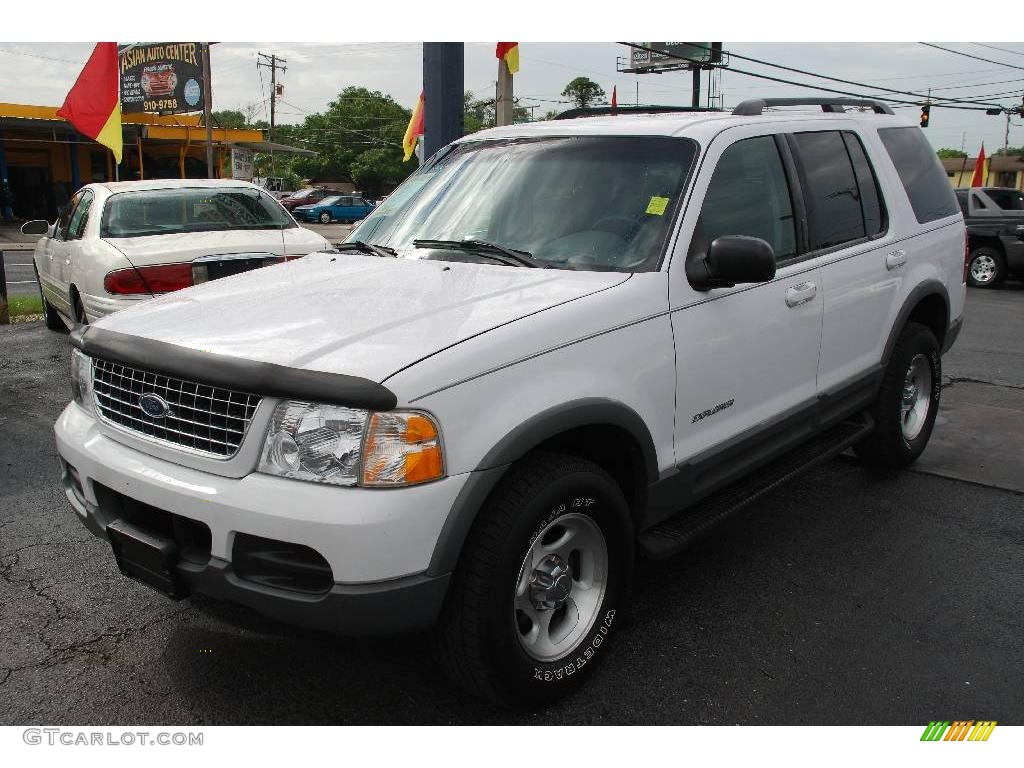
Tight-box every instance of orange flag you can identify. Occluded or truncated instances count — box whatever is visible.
[496,42,519,75]
[57,43,122,163]
[970,143,987,188]
[403,91,425,162]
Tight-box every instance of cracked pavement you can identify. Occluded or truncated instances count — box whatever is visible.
[1,285,1022,725]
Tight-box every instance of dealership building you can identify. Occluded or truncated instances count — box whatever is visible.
[0,102,312,220]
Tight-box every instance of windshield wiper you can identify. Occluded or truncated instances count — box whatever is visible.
[336,240,397,258]
[413,238,540,268]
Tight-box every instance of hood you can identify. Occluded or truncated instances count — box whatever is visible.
[94,252,629,383]
[103,226,329,264]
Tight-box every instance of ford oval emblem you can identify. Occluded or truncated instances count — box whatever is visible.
[139,393,171,419]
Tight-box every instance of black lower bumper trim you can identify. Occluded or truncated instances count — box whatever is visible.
[69,480,449,635]
[185,559,450,636]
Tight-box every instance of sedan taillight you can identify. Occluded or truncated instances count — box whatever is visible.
[104,264,193,295]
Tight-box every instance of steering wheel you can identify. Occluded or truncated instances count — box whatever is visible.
[591,214,639,235]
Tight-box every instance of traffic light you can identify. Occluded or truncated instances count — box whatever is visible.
[920,104,930,128]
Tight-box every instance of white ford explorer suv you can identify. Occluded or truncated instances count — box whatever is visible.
[55,98,966,706]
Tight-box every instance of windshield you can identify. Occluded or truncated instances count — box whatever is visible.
[347,136,698,271]
[317,196,343,206]
[290,187,315,199]
[101,187,296,238]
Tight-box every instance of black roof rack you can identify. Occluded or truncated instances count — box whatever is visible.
[731,98,895,116]
[554,105,723,120]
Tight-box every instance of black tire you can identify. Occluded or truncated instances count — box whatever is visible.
[318,211,332,224]
[34,265,67,333]
[966,246,1006,288]
[434,452,633,706]
[72,291,88,326]
[854,322,941,469]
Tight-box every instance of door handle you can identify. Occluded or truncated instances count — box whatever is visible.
[885,249,907,270]
[785,282,817,308]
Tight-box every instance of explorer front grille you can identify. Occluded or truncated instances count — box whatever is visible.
[92,359,261,458]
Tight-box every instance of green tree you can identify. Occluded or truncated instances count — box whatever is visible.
[994,146,1024,157]
[561,77,606,109]
[936,148,967,158]
[464,91,531,133]
[209,109,250,129]
[282,87,414,196]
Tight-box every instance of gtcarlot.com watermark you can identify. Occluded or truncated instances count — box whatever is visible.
[23,728,203,746]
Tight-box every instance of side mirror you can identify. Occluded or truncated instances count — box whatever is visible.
[21,219,50,236]
[686,235,776,290]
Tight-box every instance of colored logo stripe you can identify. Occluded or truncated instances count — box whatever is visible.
[920,720,996,742]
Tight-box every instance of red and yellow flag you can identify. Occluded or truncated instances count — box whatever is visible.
[403,91,425,162]
[57,43,122,164]
[496,42,520,75]
[970,143,987,188]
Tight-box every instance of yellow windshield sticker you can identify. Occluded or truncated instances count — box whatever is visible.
[646,196,669,215]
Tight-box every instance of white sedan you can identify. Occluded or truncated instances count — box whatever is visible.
[25,179,332,330]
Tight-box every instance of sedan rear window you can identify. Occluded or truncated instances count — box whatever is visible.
[101,187,296,238]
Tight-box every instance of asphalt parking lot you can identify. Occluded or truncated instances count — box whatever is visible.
[1,282,1022,725]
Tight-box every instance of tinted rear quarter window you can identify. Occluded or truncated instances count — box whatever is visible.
[877,126,959,223]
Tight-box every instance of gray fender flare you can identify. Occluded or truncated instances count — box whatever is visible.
[881,280,950,364]
[426,398,658,576]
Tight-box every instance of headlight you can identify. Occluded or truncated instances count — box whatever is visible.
[258,401,444,488]
[71,349,94,411]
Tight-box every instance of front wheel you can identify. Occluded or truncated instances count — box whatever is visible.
[434,452,633,706]
[854,322,940,468]
[966,247,1006,288]
[318,211,332,224]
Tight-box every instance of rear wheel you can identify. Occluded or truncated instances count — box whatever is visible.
[434,452,633,706]
[72,291,88,326]
[967,246,1006,288]
[854,322,940,468]
[34,266,67,333]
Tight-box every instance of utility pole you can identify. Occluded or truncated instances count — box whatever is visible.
[496,57,513,126]
[257,52,287,175]
[202,43,214,178]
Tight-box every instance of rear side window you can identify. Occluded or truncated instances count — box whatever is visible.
[791,131,865,250]
[878,126,959,223]
[842,132,885,237]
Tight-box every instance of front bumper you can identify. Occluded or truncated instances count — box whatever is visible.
[55,402,463,634]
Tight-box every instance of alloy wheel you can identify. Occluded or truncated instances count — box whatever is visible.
[513,513,608,662]
[900,353,932,441]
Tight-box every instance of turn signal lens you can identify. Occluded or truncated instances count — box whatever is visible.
[361,411,444,487]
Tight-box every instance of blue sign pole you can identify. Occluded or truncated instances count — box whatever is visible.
[422,43,464,160]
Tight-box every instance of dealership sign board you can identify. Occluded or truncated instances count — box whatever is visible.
[119,43,204,114]
[629,43,719,70]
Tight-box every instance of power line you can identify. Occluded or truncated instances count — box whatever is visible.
[919,42,1024,72]
[623,42,1004,108]
[969,42,1024,58]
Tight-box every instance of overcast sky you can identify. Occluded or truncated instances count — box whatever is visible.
[2,41,1022,154]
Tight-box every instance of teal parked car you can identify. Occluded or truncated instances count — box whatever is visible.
[293,195,376,224]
